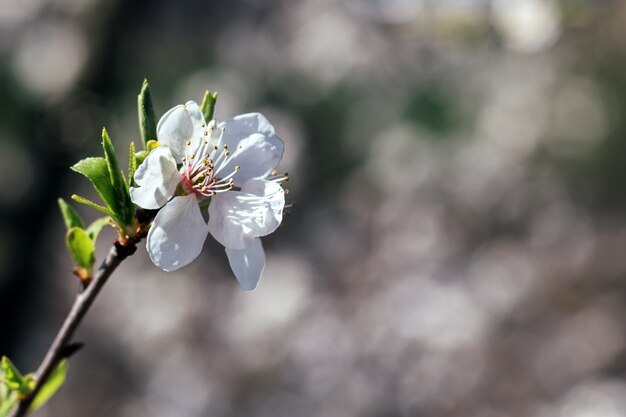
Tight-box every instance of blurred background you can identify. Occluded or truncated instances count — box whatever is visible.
[1,0,626,416]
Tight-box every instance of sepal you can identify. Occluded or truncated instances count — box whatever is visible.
[138,78,157,148]
[200,90,218,123]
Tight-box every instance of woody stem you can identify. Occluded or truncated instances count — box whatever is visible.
[8,241,138,417]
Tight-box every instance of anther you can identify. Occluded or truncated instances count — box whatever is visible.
[225,151,230,156]
[284,189,290,195]
[220,127,226,133]
[224,144,229,149]
[204,131,208,136]
[271,170,277,176]
[186,140,191,146]
[235,165,240,171]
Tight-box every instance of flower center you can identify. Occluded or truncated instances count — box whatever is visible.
[179,125,240,198]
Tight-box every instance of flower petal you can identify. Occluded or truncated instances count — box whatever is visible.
[157,100,206,161]
[216,113,284,185]
[225,237,265,291]
[130,146,181,209]
[147,194,209,271]
[208,179,285,250]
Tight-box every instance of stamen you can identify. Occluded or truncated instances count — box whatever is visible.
[269,172,289,183]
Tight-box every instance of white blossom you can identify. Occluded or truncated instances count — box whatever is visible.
[131,101,287,290]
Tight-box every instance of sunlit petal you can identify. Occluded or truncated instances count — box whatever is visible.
[147,194,209,271]
[130,146,181,209]
[208,179,285,250]
[225,237,265,291]
[216,113,284,185]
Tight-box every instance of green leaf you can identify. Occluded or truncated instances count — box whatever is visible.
[57,198,83,230]
[138,78,157,148]
[102,128,134,225]
[71,157,118,216]
[1,357,25,393]
[0,363,17,417]
[86,217,110,242]
[0,357,33,402]
[29,360,69,412]
[66,227,95,269]
[0,391,17,417]
[71,195,115,219]
[128,141,137,186]
[200,90,218,123]
[101,129,126,190]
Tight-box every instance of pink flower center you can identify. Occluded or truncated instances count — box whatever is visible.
[179,126,240,198]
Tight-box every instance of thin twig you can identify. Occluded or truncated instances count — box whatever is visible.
[8,241,137,417]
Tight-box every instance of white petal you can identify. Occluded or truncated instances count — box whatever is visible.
[208,179,285,250]
[216,113,284,184]
[225,237,265,291]
[157,101,206,161]
[147,194,209,271]
[130,146,181,209]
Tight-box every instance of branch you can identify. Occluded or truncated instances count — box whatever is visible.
[8,241,138,417]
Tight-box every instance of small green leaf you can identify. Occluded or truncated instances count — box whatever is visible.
[29,360,69,412]
[102,128,134,225]
[138,78,157,148]
[0,357,33,401]
[86,217,110,241]
[57,198,83,230]
[71,157,118,215]
[0,363,16,417]
[128,141,137,185]
[101,129,126,190]
[0,366,17,417]
[0,391,17,417]
[66,227,95,269]
[1,357,25,393]
[71,195,115,219]
[200,90,218,123]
